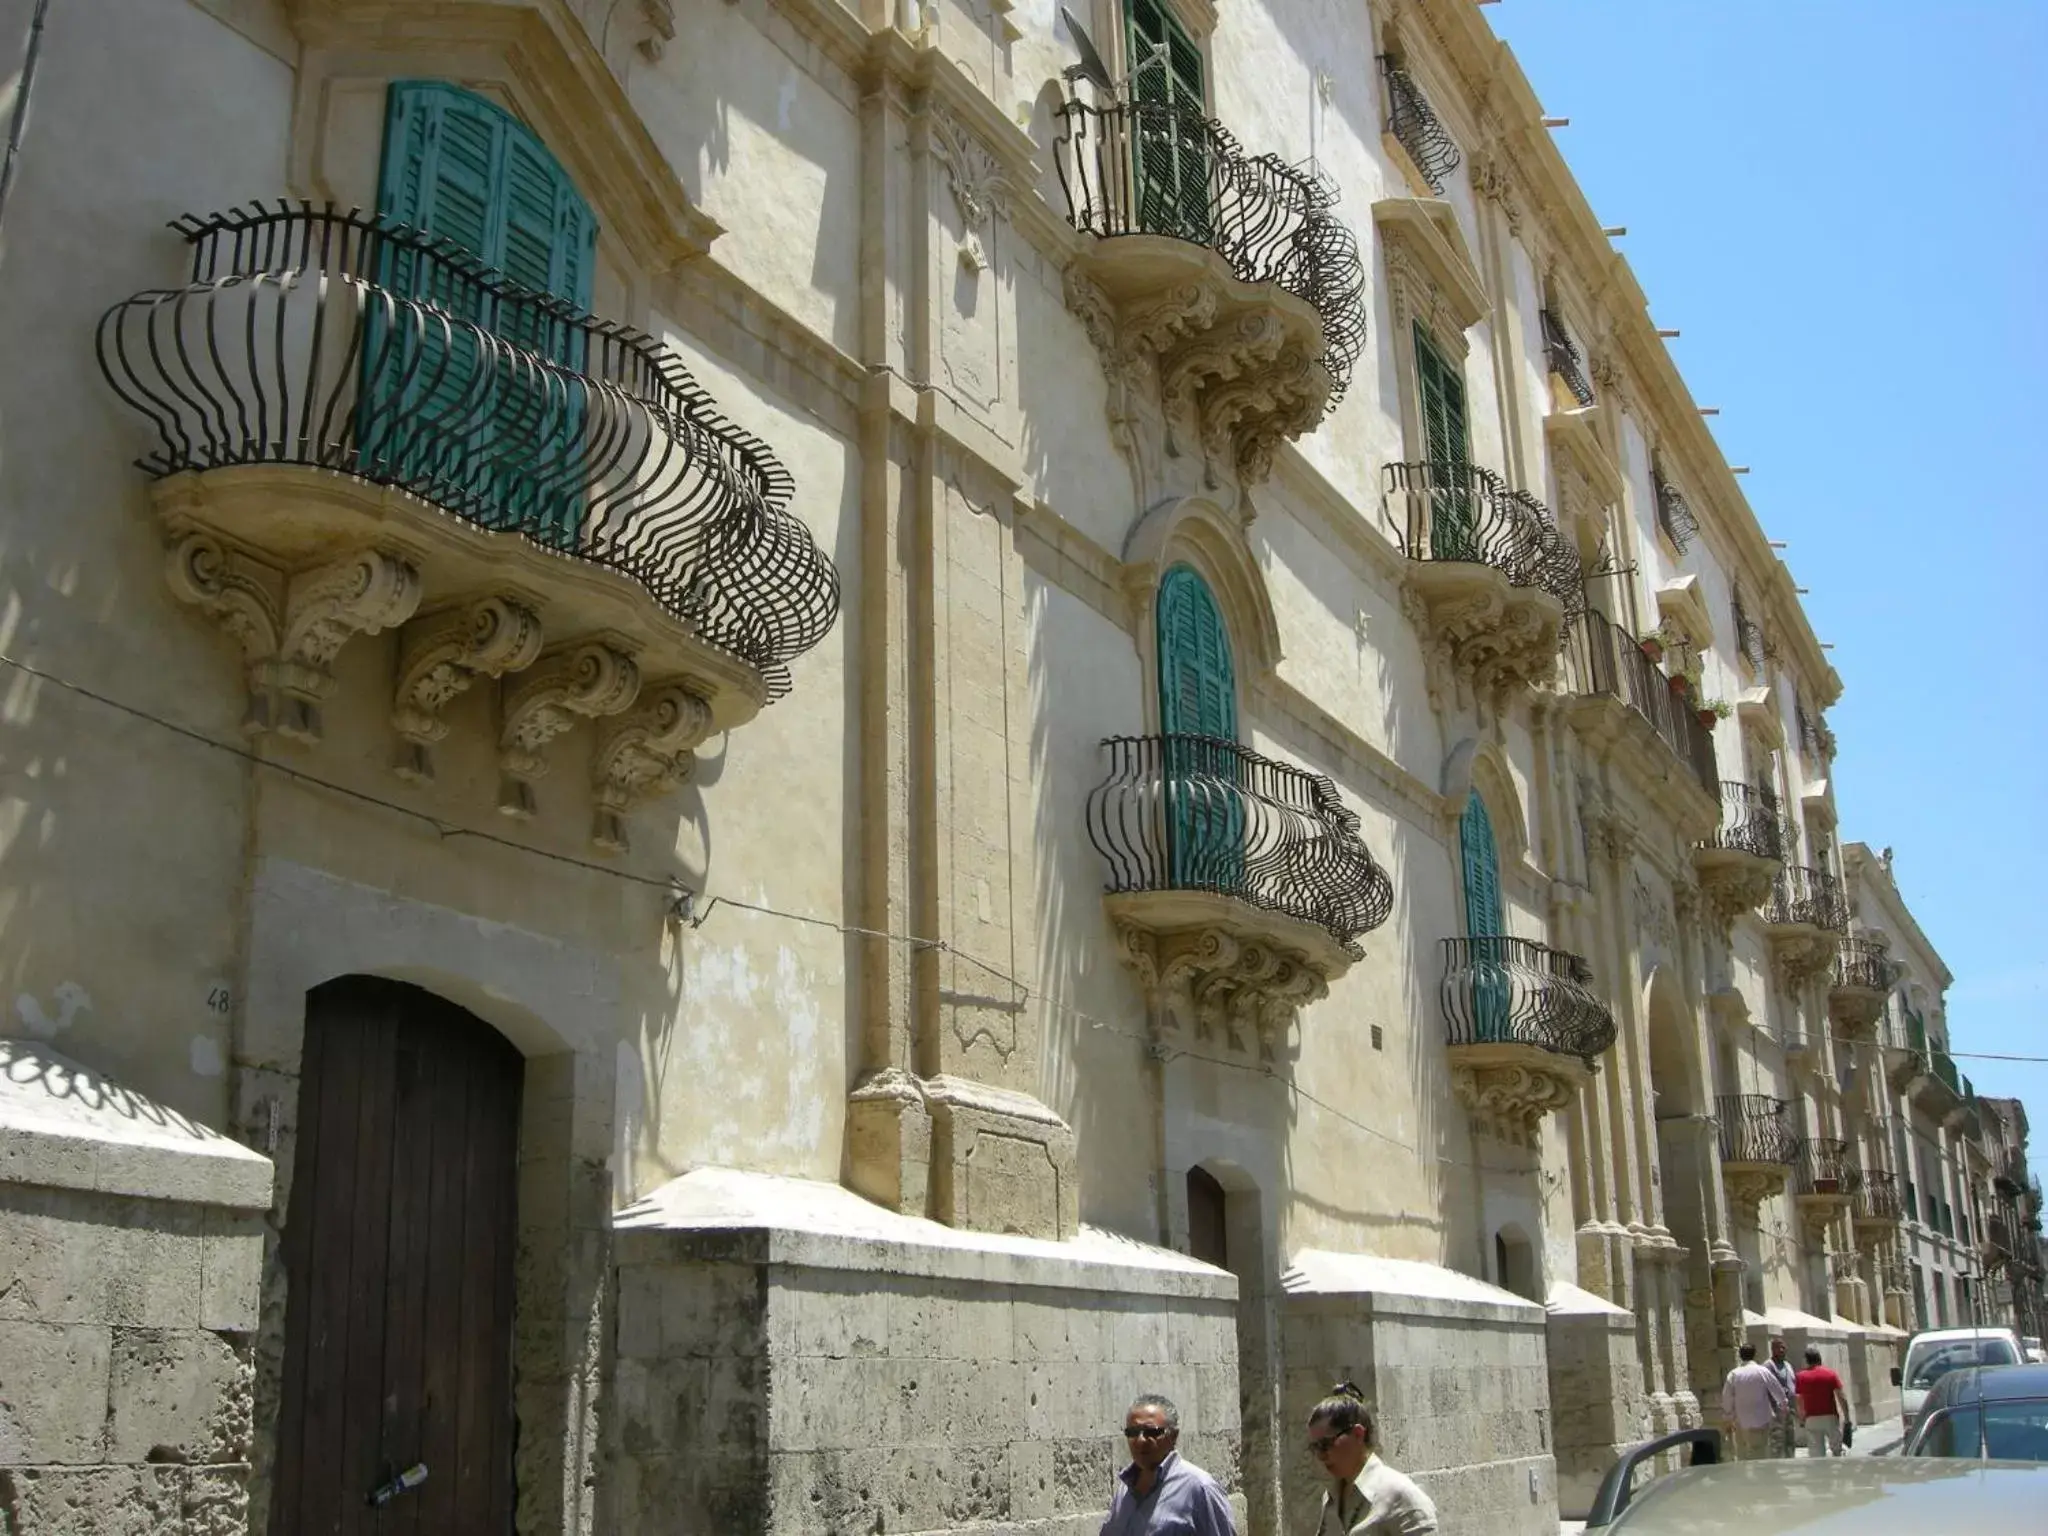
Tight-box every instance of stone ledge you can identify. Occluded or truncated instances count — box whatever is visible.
[0,1041,272,1211]
[1280,1250,1545,1325]
[614,1168,1236,1301]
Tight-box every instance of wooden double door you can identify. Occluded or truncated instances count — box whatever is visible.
[272,976,523,1533]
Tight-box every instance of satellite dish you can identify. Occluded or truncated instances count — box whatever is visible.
[1059,6,1116,92]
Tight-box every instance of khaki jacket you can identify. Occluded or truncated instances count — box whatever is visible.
[1315,1455,1438,1535]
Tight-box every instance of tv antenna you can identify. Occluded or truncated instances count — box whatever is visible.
[1058,8,1116,91]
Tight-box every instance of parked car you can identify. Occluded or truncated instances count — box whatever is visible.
[1903,1364,2048,1461]
[1583,1427,2048,1531]
[2024,1334,2044,1364]
[1893,1327,2025,1425]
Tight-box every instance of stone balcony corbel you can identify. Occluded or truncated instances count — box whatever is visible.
[497,640,643,818]
[392,596,546,782]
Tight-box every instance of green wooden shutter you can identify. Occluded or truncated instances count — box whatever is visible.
[1126,0,1209,242]
[1156,566,1241,889]
[365,82,597,542]
[1459,790,1509,1041]
[1414,321,1472,560]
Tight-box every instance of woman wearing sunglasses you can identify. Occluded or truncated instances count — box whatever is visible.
[1306,1382,1438,1534]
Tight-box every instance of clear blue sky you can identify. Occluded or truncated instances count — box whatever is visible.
[1488,3,2048,1171]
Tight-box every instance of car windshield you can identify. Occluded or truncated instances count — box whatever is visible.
[1907,1339,2019,1388]
[1911,1399,2048,1462]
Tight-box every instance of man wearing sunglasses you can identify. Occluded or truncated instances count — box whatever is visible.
[1100,1394,1239,1535]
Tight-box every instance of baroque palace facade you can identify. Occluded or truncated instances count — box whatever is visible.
[0,0,2025,1532]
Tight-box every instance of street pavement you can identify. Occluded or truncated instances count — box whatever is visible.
[1558,1416,1908,1533]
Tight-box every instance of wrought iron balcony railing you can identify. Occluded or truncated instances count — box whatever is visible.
[1655,477,1698,552]
[1051,93,1366,397]
[1717,1093,1799,1166]
[1834,937,1899,994]
[1732,594,1771,673]
[1700,781,1786,862]
[1379,58,1461,194]
[96,203,839,697]
[1382,461,1585,620]
[1799,1137,1854,1196]
[1855,1169,1904,1223]
[1439,935,1616,1061]
[1562,609,1718,795]
[1086,734,1394,953]
[1933,1049,1963,1097]
[1539,309,1595,408]
[1767,865,1849,932]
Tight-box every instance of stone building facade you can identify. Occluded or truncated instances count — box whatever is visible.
[0,0,1967,1531]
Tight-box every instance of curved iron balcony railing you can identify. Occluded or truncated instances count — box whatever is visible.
[1700,781,1786,862]
[1563,609,1718,795]
[1717,1093,1798,1166]
[97,203,840,698]
[1379,58,1461,194]
[1540,309,1595,408]
[1655,478,1697,552]
[1798,1137,1854,1195]
[1052,94,1366,399]
[1768,865,1849,932]
[1382,461,1585,622]
[1440,935,1616,1061]
[1834,937,1899,994]
[1855,1169,1903,1223]
[1086,734,1394,954]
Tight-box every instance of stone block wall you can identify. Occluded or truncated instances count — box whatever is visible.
[609,1171,1239,1535]
[0,1041,273,1535]
[1280,1255,1557,1536]
[1545,1298,1651,1519]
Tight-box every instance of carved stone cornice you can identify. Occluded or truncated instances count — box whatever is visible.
[1064,241,1330,488]
[391,596,545,782]
[590,682,714,853]
[1448,1041,1590,1147]
[165,530,421,744]
[1106,891,1356,1065]
[497,639,642,817]
[927,104,1012,276]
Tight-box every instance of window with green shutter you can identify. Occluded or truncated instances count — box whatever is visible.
[363,81,597,546]
[1156,565,1242,889]
[1414,321,1473,561]
[1125,0,1211,243]
[1459,790,1509,1041]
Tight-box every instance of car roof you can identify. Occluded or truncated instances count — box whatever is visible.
[1608,1459,2048,1532]
[1908,1327,2019,1346]
[1927,1363,2048,1405]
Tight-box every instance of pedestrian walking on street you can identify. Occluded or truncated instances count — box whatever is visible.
[1766,1337,1800,1457]
[1720,1343,1790,1461]
[1100,1394,1238,1536]
[1306,1381,1438,1534]
[1793,1346,1852,1457]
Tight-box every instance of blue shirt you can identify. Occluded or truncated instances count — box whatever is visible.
[1100,1450,1238,1536]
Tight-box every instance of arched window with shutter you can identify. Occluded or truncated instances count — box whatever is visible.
[1459,789,1508,1040]
[363,81,598,544]
[1155,565,1240,889]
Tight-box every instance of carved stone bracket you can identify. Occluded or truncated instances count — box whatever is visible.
[635,0,677,61]
[166,532,421,744]
[391,596,545,783]
[1770,931,1836,993]
[590,682,714,853]
[1827,980,1889,1039]
[929,106,1011,275]
[1692,847,1777,933]
[1401,565,1565,713]
[1447,1041,1591,1147]
[497,640,641,817]
[1796,1193,1850,1246]
[1064,243,1331,489]
[1722,1163,1789,1219]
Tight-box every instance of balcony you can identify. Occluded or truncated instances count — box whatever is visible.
[1885,1010,1933,1094]
[1693,781,1785,924]
[1655,477,1698,552]
[1088,734,1392,1060]
[1440,935,1614,1141]
[1379,58,1461,196]
[98,205,839,842]
[1764,864,1849,985]
[1719,1093,1798,1212]
[1382,461,1585,699]
[1053,91,1365,484]
[1796,1137,1855,1237]
[1539,309,1595,409]
[1561,610,1718,826]
[1829,936,1898,1037]
[1854,1169,1904,1236]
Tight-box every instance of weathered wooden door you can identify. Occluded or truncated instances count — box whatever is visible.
[272,976,523,1534]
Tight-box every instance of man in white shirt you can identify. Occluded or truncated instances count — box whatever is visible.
[1720,1342,1790,1461]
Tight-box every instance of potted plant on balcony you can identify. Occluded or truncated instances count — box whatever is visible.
[1696,697,1733,729]
[1638,632,1665,664]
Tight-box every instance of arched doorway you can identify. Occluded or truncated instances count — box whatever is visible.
[271,976,524,1532]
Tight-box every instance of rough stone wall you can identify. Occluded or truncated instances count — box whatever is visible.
[609,1197,1240,1536]
[1281,1287,1557,1536]
[0,1185,263,1534]
[1545,1306,1651,1520]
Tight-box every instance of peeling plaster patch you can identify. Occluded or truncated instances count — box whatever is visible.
[677,938,833,1170]
[190,1034,226,1077]
[15,981,90,1038]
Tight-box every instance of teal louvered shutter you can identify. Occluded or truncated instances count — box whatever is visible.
[1126,0,1210,243]
[363,82,597,542]
[1415,322,1473,560]
[1156,566,1242,889]
[1459,791,1509,1041]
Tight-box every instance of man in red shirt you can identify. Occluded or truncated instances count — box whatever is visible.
[1793,1345,1851,1457]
